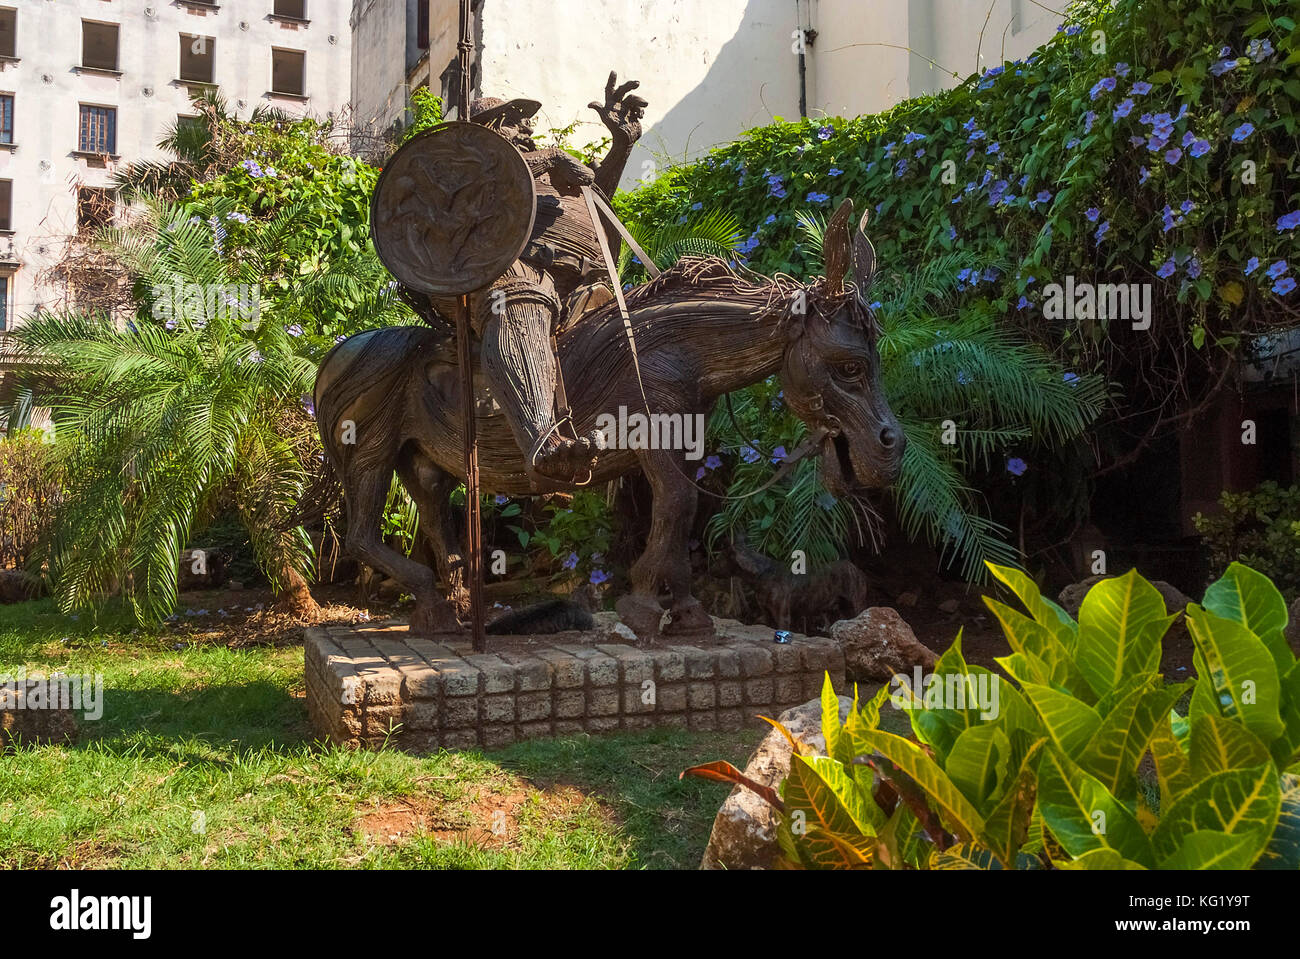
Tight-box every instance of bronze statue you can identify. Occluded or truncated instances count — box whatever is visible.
[315,164,906,639]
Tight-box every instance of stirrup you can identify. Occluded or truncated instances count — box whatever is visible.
[528,414,594,487]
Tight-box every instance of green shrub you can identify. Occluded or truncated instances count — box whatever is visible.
[0,429,64,569]
[688,562,1300,868]
[1194,481,1300,600]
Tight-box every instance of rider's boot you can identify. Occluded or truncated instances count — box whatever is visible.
[480,303,604,485]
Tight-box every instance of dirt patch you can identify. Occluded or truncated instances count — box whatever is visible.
[353,783,593,848]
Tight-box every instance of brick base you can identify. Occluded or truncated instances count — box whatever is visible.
[304,619,846,751]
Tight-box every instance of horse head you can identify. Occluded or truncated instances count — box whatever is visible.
[780,199,904,495]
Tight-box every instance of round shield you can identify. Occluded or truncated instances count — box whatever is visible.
[371,122,537,296]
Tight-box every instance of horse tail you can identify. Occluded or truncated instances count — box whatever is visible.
[314,326,443,480]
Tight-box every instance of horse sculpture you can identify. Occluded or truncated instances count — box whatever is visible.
[314,200,905,640]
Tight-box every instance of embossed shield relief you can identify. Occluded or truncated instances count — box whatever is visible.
[371,122,537,295]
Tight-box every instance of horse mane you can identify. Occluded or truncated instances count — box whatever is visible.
[623,255,863,329]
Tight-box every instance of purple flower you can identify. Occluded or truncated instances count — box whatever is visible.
[1277,210,1300,232]
[1115,62,1131,78]
[893,159,908,177]
[1007,457,1028,477]
[1265,260,1289,280]
[589,569,610,585]
[1232,122,1255,142]
[1156,258,1177,278]
[740,445,761,464]
[562,552,579,570]
[1130,81,1153,96]
[1113,98,1135,119]
[704,454,722,470]
[817,125,835,140]
[1247,38,1275,62]
[1187,258,1202,279]
[1189,138,1211,158]
[771,445,787,464]
[241,159,264,178]
[1138,166,1150,184]
[1274,277,1298,296]
[1085,207,1101,222]
[1164,147,1183,165]
[286,324,303,337]
[695,467,707,480]
[1245,256,1260,275]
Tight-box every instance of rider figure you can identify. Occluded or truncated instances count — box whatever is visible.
[406,74,648,485]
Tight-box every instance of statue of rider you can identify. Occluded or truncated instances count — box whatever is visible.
[403,73,648,486]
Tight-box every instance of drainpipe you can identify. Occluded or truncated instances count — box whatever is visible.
[795,0,818,119]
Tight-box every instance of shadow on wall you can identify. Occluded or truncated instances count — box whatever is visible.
[624,0,805,188]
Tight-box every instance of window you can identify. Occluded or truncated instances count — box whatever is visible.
[77,187,114,231]
[270,48,305,96]
[0,275,9,331]
[0,94,11,144]
[0,178,11,231]
[417,0,429,49]
[0,8,15,59]
[78,104,116,154]
[179,34,215,83]
[81,20,119,72]
[274,0,306,19]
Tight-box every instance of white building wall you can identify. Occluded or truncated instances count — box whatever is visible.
[0,0,352,330]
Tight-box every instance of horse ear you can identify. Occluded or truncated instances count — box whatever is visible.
[822,198,854,296]
[853,209,877,295]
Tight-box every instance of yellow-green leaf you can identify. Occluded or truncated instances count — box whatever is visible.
[1186,605,1285,742]
[1151,763,1280,869]
[1075,570,1177,698]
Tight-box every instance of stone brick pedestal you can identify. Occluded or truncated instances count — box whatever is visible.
[304,619,846,752]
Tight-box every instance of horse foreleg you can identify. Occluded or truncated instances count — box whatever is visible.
[620,450,714,639]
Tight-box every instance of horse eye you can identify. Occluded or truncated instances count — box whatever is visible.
[837,361,864,379]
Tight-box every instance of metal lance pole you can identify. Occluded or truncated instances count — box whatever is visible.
[456,0,487,653]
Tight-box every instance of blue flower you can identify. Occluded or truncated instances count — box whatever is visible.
[947,225,958,240]
[1277,210,1300,232]
[494,494,508,505]
[956,370,971,385]
[817,125,835,140]
[807,191,830,204]
[1247,38,1275,62]
[1138,166,1150,184]
[1189,138,1211,158]
[1209,57,1239,76]
[828,167,843,177]
[226,211,250,224]
[1066,137,1081,149]
[1180,199,1195,214]
[1245,256,1260,275]
[902,131,926,144]
[1232,122,1255,142]
[1130,81,1153,96]
[1164,147,1183,165]
[589,569,610,585]
[1113,98,1134,119]
[1085,207,1101,222]
[987,141,1001,155]
[1088,77,1116,100]
[968,128,987,142]
[1083,111,1097,134]
[893,159,908,177]
[1006,457,1028,477]
[690,201,703,211]
[1063,371,1080,386]
[764,214,777,225]
[1094,221,1110,243]
[1017,295,1031,310]
[740,445,761,464]
[771,445,787,464]
[241,159,264,178]
[286,324,303,337]
[1181,130,1196,148]
[1265,260,1289,280]
[562,551,578,570]
[1275,277,1298,296]
[962,116,978,132]
[1063,24,1081,36]
[704,454,722,470]
[1187,258,1202,279]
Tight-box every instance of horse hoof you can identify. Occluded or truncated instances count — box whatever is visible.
[615,594,666,643]
[409,599,464,637]
[663,602,716,639]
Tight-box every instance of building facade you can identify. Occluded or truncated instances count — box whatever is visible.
[350,0,1063,187]
[0,0,352,331]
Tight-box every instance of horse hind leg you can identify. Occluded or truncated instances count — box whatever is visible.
[396,450,469,630]
[342,462,449,634]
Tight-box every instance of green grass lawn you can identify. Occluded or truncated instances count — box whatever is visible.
[0,599,765,869]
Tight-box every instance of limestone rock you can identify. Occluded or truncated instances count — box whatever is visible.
[828,607,937,681]
[1057,575,1191,620]
[701,695,853,870]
